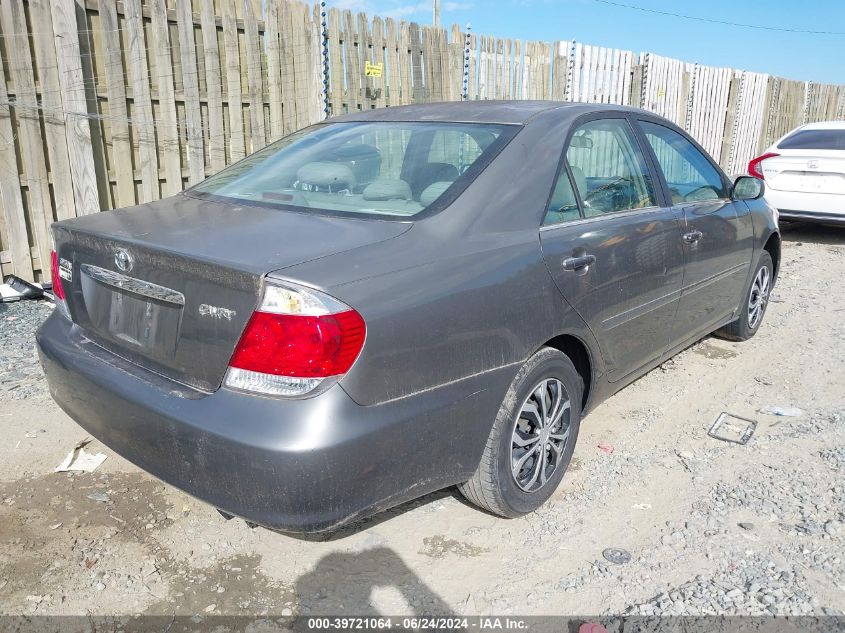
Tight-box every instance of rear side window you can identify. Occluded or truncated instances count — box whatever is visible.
[189,121,515,218]
[565,119,657,217]
[778,129,845,150]
[543,169,581,226]
[640,121,727,203]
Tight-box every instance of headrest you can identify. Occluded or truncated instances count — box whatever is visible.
[420,181,453,207]
[362,179,412,201]
[297,162,356,189]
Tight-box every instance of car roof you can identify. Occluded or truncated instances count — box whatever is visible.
[327,100,645,125]
[795,121,845,131]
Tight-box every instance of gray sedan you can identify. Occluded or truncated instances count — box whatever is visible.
[37,102,780,533]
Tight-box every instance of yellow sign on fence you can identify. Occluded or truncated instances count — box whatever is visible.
[365,61,383,78]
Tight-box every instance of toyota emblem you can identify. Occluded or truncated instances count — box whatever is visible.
[114,248,134,273]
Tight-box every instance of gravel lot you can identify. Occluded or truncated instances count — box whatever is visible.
[1,222,843,619]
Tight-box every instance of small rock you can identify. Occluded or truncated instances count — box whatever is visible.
[738,522,755,531]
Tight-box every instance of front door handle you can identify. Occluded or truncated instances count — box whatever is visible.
[562,254,596,271]
[682,229,703,244]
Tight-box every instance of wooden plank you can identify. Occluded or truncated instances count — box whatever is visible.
[1,0,54,275]
[385,18,400,107]
[29,0,77,220]
[342,10,362,111]
[0,48,33,279]
[360,13,376,109]
[177,0,205,184]
[477,36,487,99]
[448,23,463,100]
[397,21,411,104]
[277,0,296,131]
[149,0,182,195]
[123,0,158,201]
[242,0,265,149]
[265,0,284,135]
[96,0,135,207]
[200,0,225,172]
[487,37,496,100]
[571,43,582,102]
[503,39,513,99]
[292,1,316,126]
[372,17,387,108]
[221,0,246,160]
[437,27,450,101]
[495,39,504,100]
[409,22,424,102]
[720,75,741,171]
[308,2,323,123]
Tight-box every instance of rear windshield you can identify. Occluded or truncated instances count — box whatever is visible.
[189,121,516,218]
[778,129,845,150]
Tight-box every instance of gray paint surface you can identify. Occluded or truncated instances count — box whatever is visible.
[38,102,779,532]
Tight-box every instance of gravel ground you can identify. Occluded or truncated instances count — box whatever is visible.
[0,222,843,620]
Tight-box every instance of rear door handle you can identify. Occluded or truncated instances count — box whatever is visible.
[682,229,703,244]
[562,254,596,271]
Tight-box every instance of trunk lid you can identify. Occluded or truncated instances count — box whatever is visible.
[763,152,845,194]
[53,194,410,391]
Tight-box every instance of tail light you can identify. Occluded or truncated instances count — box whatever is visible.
[748,152,779,179]
[224,280,366,397]
[50,251,65,300]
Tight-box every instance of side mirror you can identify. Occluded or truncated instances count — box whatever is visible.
[732,176,765,201]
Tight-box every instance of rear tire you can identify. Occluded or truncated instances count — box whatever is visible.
[714,251,773,342]
[458,347,582,517]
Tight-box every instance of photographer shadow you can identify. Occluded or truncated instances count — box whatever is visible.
[295,547,453,617]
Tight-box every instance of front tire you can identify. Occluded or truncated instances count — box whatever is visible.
[458,347,582,517]
[714,251,773,342]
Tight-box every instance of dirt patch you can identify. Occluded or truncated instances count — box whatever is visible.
[419,535,488,559]
[694,342,738,360]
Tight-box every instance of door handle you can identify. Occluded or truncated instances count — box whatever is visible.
[562,254,596,271]
[682,229,703,244]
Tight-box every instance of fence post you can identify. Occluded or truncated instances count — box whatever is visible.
[684,62,698,132]
[319,2,330,118]
[462,26,472,100]
[721,73,742,174]
[802,81,811,124]
[0,57,33,279]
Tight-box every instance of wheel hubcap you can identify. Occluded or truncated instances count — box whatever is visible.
[747,265,771,330]
[510,378,572,493]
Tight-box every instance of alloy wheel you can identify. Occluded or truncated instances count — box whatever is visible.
[510,378,572,493]
[748,265,771,329]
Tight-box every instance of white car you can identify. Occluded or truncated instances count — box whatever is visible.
[749,121,845,225]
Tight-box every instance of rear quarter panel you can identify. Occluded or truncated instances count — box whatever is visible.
[325,228,598,406]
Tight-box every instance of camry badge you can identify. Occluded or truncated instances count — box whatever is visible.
[807,160,819,169]
[114,248,134,273]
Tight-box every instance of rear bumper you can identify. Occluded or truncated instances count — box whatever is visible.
[765,189,845,222]
[777,210,845,225]
[36,312,509,533]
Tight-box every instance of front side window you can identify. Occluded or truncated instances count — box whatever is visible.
[640,121,727,203]
[190,122,515,218]
[565,119,657,217]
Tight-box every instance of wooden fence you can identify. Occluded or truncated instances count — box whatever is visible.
[1,0,844,280]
